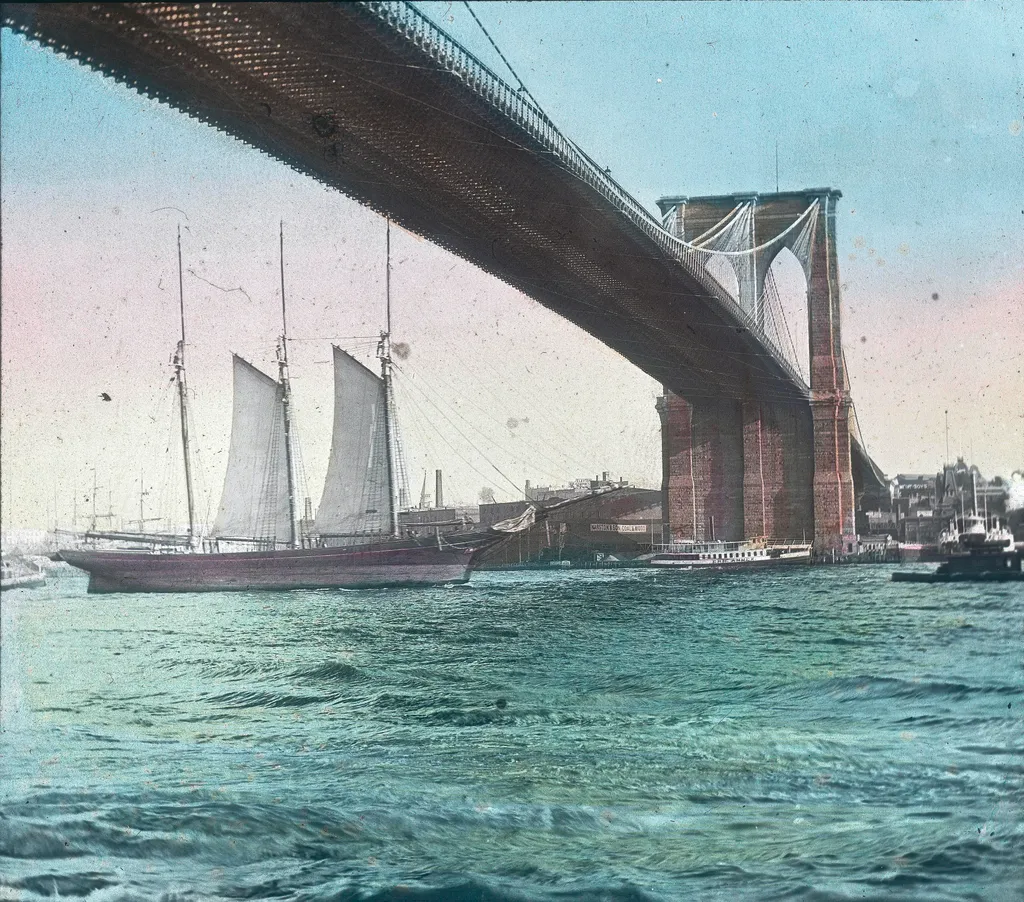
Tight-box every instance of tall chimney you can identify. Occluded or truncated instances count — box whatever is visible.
[525,479,531,501]
[435,469,444,509]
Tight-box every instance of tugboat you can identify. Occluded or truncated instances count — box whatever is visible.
[893,515,1022,583]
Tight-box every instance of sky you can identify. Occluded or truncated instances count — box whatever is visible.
[1,1,1022,532]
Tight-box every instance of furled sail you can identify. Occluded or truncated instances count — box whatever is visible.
[314,345,392,536]
[212,355,292,543]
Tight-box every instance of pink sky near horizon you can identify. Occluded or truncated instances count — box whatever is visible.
[1,174,671,531]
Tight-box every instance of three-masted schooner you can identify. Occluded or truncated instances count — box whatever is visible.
[61,224,529,593]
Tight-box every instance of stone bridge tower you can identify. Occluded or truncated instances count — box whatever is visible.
[655,189,856,552]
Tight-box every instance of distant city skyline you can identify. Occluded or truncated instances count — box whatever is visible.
[2,2,1022,531]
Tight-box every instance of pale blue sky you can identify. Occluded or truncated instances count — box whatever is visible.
[418,1,1023,256]
[2,2,1022,530]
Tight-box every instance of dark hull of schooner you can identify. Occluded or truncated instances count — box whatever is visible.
[60,532,505,594]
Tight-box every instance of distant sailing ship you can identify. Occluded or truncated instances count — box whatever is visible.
[61,224,530,593]
[1,558,47,592]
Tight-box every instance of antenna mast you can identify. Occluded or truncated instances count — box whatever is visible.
[175,226,198,549]
[277,221,301,549]
[379,218,401,537]
[91,467,98,532]
[385,216,392,335]
[944,409,950,466]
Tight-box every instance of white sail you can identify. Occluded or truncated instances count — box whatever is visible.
[212,355,292,543]
[314,345,392,537]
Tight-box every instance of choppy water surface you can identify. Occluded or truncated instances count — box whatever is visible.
[1,566,1022,901]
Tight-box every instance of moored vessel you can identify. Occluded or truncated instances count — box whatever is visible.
[61,223,530,593]
[650,538,812,569]
[893,514,1021,583]
[60,534,499,593]
[892,545,1023,583]
[0,557,47,591]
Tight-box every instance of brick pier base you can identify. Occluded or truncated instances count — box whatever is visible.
[658,393,745,542]
[741,401,814,542]
[811,396,857,551]
[659,392,831,547]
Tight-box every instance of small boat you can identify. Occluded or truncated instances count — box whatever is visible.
[893,513,1021,583]
[0,558,47,591]
[61,223,531,593]
[650,538,812,569]
[892,545,1023,583]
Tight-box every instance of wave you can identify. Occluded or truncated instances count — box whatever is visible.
[291,661,365,682]
[3,873,118,898]
[353,878,666,902]
[203,689,328,709]
[826,676,1019,703]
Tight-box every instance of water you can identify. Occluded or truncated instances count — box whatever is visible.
[2,566,1022,901]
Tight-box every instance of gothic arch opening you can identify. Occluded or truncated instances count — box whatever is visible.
[763,246,810,385]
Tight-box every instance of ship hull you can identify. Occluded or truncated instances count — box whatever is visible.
[61,536,493,593]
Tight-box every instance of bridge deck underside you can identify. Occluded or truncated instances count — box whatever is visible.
[3,2,882,490]
[4,1,808,406]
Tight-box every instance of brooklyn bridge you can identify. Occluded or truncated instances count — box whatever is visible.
[1,1,887,551]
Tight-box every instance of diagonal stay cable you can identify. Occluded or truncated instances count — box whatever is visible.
[394,366,517,497]
[462,1,557,128]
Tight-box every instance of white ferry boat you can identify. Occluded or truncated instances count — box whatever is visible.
[650,538,812,569]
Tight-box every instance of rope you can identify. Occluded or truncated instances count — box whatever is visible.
[762,265,806,384]
[683,201,820,258]
[688,203,745,248]
[393,361,524,495]
[393,365,518,497]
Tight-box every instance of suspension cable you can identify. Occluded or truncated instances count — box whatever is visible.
[462,1,555,127]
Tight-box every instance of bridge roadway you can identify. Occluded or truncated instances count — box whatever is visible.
[2,1,883,546]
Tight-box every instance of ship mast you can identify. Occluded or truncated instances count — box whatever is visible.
[378,218,401,538]
[175,226,198,549]
[277,222,301,549]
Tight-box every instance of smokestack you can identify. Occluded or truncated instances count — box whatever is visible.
[435,469,444,509]
[525,479,531,501]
